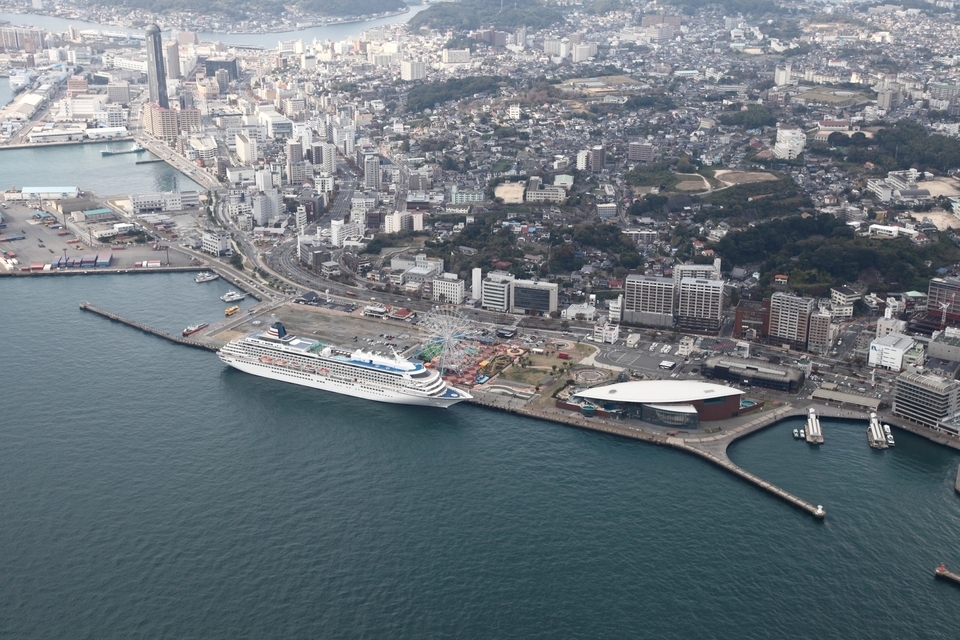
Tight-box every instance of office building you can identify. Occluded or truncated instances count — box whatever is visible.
[432,274,465,304]
[510,280,559,315]
[893,371,960,434]
[590,145,605,172]
[623,275,674,327]
[481,271,515,312]
[768,292,816,351]
[145,24,169,109]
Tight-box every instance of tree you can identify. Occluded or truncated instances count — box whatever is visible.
[230,252,244,271]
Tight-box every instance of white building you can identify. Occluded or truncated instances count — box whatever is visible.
[130,190,200,214]
[400,60,426,81]
[481,271,515,312]
[441,48,470,64]
[593,322,620,344]
[773,126,805,160]
[201,230,230,256]
[868,333,916,371]
[509,279,559,315]
[471,267,482,300]
[432,273,465,304]
[677,278,724,334]
[562,303,596,322]
[330,218,362,247]
[235,133,258,164]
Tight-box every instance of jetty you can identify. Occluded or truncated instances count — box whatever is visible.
[955,464,960,496]
[79,302,218,352]
[935,563,960,587]
[805,407,824,444]
[135,158,165,164]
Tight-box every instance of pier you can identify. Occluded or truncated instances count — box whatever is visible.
[79,302,218,352]
[935,564,960,587]
[135,159,165,164]
[956,465,960,496]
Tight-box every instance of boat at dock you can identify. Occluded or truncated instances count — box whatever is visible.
[182,323,208,336]
[220,290,246,302]
[101,145,146,156]
[195,272,220,283]
[793,428,800,439]
[217,321,472,408]
[805,407,824,444]
[799,428,805,439]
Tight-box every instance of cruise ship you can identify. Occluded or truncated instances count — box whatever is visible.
[218,322,472,408]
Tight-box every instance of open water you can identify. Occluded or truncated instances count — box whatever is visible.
[1,273,959,637]
[0,139,202,195]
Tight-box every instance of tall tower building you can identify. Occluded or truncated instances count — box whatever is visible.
[363,154,381,192]
[768,292,816,351]
[145,24,169,109]
[164,40,180,79]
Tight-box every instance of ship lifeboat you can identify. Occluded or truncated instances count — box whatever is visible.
[260,356,273,363]
[304,366,316,373]
[287,361,300,369]
[274,359,286,366]
[318,368,329,375]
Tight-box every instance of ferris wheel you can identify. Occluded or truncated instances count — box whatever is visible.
[420,305,475,373]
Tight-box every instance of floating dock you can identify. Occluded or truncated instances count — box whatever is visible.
[806,407,824,444]
[935,564,960,587]
[867,412,888,449]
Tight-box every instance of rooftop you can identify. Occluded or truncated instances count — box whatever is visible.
[573,380,743,405]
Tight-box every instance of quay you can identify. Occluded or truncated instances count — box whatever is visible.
[135,159,165,164]
[935,564,960,587]
[956,464,960,496]
[79,301,218,352]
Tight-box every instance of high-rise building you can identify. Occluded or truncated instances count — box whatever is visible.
[145,24,169,109]
[481,271,515,313]
[673,258,721,289]
[400,60,426,81]
[363,154,381,191]
[677,278,724,334]
[164,40,180,79]
[807,310,833,354]
[590,145,605,172]
[768,292,816,351]
[628,142,656,163]
[623,275,675,327]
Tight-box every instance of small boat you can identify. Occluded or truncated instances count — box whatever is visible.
[220,290,246,302]
[195,272,220,283]
[886,434,896,447]
[182,322,208,336]
[883,424,892,435]
[224,305,240,316]
[799,428,806,439]
[793,428,800,439]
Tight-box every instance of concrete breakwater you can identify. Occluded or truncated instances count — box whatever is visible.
[78,301,218,352]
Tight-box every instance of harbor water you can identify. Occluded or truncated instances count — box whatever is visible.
[0,5,429,48]
[1,274,959,637]
[0,140,202,195]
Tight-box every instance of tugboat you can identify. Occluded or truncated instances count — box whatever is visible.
[221,290,246,302]
[182,322,208,336]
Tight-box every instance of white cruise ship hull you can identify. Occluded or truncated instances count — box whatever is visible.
[219,352,469,408]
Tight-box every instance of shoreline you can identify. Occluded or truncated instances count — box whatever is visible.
[0,5,415,38]
[0,137,135,151]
